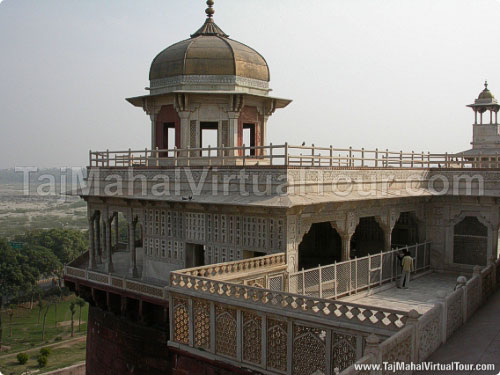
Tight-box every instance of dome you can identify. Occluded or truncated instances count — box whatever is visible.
[479,88,494,100]
[149,19,270,83]
[478,81,495,100]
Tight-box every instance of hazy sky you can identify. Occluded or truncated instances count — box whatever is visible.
[1,0,500,169]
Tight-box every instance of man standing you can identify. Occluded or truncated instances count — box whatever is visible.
[399,249,414,289]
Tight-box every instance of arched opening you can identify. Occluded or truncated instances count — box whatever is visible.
[242,123,256,156]
[155,105,180,152]
[200,122,219,156]
[350,217,384,258]
[298,222,341,270]
[454,216,488,266]
[392,212,419,248]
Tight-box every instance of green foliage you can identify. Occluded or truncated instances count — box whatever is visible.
[37,354,49,367]
[54,335,63,342]
[75,298,85,308]
[16,352,28,365]
[22,245,62,275]
[40,347,52,356]
[0,238,37,306]
[1,297,88,352]
[15,228,88,264]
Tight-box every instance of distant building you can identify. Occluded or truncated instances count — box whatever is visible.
[460,82,500,164]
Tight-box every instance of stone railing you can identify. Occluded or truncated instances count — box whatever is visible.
[178,252,286,279]
[168,282,409,375]
[289,243,431,299]
[169,272,410,334]
[64,265,167,300]
[89,143,500,169]
[338,354,376,375]
[341,260,499,375]
[169,290,372,375]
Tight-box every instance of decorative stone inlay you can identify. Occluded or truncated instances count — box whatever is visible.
[418,306,442,361]
[292,324,327,375]
[150,75,270,90]
[267,318,288,372]
[173,296,189,345]
[125,280,163,298]
[242,311,262,365]
[193,299,210,349]
[66,267,86,278]
[215,304,237,358]
[331,332,357,372]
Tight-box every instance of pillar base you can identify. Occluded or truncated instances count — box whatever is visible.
[129,267,139,279]
[105,262,114,274]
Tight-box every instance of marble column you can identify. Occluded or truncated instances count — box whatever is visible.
[114,213,119,247]
[178,111,191,158]
[261,115,269,156]
[341,233,353,261]
[227,111,240,157]
[88,216,96,269]
[384,229,392,252]
[95,212,102,264]
[104,215,114,273]
[129,218,138,278]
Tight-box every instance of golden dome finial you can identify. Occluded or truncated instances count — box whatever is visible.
[206,0,215,18]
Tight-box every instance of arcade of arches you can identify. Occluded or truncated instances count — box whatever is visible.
[88,210,144,277]
[297,212,420,270]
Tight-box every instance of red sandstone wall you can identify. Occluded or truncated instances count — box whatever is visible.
[156,105,181,149]
[86,306,170,375]
[86,305,258,375]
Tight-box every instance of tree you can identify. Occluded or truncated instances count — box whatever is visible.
[17,229,88,265]
[16,352,28,365]
[37,354,48,368]
[7,305,15,338]
[75,298,85,331]
[69,302,76,337]
[20,245,62,278]
[41,302,51,341]
[0,239,34,349]
[37,296,44,324]
[53,284,62,328]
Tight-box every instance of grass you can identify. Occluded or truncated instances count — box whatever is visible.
[0,297,89,353]
[0,339,86,375]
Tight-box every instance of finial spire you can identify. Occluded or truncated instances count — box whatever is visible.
[206,0,215,18]
[191,0,228,38]
[485,80,489,90]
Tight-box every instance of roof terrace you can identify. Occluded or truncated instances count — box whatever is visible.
[89,143,500,169]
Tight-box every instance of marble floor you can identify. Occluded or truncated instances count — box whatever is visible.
[340,272,459,314]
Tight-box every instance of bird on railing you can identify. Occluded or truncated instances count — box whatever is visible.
[302,142,306,146]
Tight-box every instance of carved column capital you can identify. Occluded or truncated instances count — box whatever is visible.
[229,94,244,113]
[331,212,359,238]
[375,208,400,232]
[227,111,241,120]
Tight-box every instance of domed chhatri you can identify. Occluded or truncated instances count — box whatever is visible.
[127,1,291,158]
[478,81,495,100]
[467,81,499,116]
[148,0,270,95]
[463,80,500,156]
